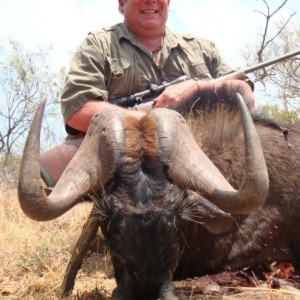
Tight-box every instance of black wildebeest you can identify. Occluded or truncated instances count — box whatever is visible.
[18,81,300,300]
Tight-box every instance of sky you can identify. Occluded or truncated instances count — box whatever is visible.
[1,0,299,72]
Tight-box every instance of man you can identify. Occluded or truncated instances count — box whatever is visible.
[40,0,255,186]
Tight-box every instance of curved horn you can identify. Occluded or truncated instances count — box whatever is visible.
[151,93,269,214]
[18,101,124,221]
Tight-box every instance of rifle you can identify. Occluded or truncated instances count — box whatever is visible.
[112,49,300,109]
[112,75,188,108]
[217,49,300,81]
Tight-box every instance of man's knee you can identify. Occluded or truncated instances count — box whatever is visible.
[40,137,83,187]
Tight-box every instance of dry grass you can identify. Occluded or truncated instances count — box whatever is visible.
[223,287,300,300]
[1,182,300,300]
[0,182,115,300]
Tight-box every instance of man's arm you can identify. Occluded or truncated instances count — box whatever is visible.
[67,100,147,133]
[151,79,255,111]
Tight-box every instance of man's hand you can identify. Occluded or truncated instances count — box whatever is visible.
[152,79,199,107]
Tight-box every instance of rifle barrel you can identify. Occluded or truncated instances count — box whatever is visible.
[244,49,300,74]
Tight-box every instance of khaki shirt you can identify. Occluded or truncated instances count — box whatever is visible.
[61,22,233,125]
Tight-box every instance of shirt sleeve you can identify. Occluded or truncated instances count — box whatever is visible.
[60,34,108,125]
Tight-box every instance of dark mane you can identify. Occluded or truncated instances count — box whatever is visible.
[172,81,250,117]
[168,80,299,146]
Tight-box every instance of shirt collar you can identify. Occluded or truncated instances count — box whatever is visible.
[164,27,191,50]
[116,22,186,51]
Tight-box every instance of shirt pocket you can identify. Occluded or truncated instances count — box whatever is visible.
[109,57,131,79]
[107,56,138,98]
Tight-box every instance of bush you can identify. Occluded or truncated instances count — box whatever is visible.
[0,154,21,189]
[259,104,300,125]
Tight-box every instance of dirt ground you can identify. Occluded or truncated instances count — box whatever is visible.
[65,251,300,300]
[2,190,299,300]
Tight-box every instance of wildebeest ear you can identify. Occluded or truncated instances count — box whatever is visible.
[180,191,238,234]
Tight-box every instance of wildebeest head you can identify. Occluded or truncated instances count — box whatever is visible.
[96,189,237,299]
[18,93,269,299]
[100,203,180,299]
[87,113,186,299]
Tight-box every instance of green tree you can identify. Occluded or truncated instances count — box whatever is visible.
[260,103,300,125]
[0,39,65,157]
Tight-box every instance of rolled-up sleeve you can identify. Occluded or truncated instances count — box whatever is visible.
[60,35,108,124]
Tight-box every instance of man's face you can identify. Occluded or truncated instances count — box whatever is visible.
[119,0,170,36]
